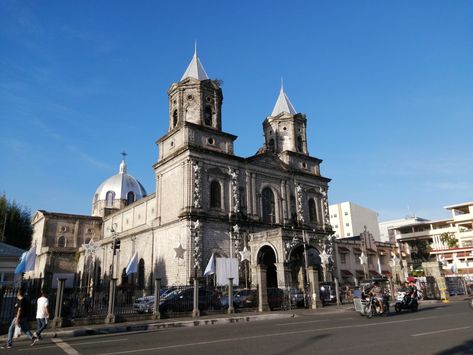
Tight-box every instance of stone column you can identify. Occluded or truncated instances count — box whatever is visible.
[105,278,117,324]
[192,278,200,318]
[51,278,66,328]
[307,266,322,309]
[275,262,288,289]
[251,173,257,217]
[257,265,269,312]
[152,278,161,320]
[227,278,235,314]
[246,171,252,216]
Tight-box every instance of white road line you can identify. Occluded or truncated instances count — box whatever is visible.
[276,319,332,326]
[412,326,472,337]
[74,338,129,346]
[98,315,446,355]
[51,338,80,355]
[19,345,58,351]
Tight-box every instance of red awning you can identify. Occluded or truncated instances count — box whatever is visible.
[340,269,353,277]
[367,248,377,254]
[353,248,362,253]
[382,270,392,277]
[338,247,350,253]
[369,270,382,278]
[355,270,365,277]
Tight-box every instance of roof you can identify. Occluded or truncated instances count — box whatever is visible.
[180,46,209,81]
[93,160,147,202]
[271,84,297,116]
[444,201,473,210]
[0,242,25,257]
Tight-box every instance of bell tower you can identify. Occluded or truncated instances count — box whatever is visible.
[263,83,308,155]
[167,47,223,132]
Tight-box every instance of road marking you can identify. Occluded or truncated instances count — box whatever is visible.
[412,326,472,337]
[19,337,129,351]
[276,319,332,326]
[51,338,80,355]
[98,315,446,355]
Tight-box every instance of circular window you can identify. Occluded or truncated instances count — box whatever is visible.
[208,138,215,145]
[206,97,211,102]
[173,100,177,104]
[283,127,287,131]
[187,95,193,100]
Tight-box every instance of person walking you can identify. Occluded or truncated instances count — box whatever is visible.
[34,291,49,340]
[2,289,38,349]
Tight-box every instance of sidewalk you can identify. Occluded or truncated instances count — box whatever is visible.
[0,304,354,342]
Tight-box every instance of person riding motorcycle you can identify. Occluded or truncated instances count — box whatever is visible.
[403,280,418,306]
[369,281,384,314]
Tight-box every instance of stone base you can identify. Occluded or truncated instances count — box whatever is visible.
[104,313,116,324]
[192,309,200,318]
[51,317,62,329]
[151,312,161,320]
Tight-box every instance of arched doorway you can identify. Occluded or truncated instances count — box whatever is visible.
[257,245,277,288]
[288,245,322,290]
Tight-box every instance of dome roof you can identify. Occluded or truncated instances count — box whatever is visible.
[93,160,147,203]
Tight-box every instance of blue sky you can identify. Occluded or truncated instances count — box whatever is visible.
[1,0,472,222]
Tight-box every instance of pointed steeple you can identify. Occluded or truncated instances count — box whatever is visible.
[271,81,297,116]
[180,43,209,81]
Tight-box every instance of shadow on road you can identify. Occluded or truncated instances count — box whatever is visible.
[435,339,473,355]
[271,333,331,355]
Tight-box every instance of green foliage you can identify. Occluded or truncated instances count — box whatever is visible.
[440,232,458,248]
[0,193,32,250]
[407,239,432,263]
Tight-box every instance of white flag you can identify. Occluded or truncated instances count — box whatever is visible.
[377,257,382,274]
[25,247,36,272]
[125,252,138,276]
[204,253,216,277]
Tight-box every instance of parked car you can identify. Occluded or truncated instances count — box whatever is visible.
[267,288,284,310]
[159,287,222,314]
[133,295,155,314]
[234,289,257,308]
[288,287,305,307]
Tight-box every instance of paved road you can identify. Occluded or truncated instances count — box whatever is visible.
[5,301,473,354]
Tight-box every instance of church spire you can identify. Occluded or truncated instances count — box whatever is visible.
[271,81,297,116]
[180,43,209,81]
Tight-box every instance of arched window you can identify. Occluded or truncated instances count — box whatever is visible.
[105,191,115,207]
[308,198,317,222]
[121,268,128,285]
[57,236,66,247]
[85,237,91,244]
[204,106,212,126]
[126,191,135,206]
[138,259,145,290]
[210,181,221,208]
[268,139,275,153]
[262,187,275,224]
[173,109,178,127]
[297,136,303,152]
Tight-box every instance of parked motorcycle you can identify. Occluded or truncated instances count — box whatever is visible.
[394,291,418,313]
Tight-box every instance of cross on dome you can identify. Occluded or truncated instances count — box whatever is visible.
[180,42,209,81]
[271,80,297,116]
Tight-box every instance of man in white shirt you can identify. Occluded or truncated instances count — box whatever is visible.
[35,291,49,340]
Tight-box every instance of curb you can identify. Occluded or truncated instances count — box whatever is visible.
[0,313,291,342]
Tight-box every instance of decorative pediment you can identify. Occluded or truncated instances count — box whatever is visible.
[32,211,45,224]
[247,153,289,171]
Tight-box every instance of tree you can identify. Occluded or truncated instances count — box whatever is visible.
[407,239,432,265]
[0,194,33,250]
[440,232,459,249]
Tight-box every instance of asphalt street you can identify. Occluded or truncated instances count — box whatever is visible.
[4,301,473,355]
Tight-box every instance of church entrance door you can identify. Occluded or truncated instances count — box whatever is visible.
[257,246,277,288]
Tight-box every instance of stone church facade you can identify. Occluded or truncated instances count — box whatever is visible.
[28,49,333,292]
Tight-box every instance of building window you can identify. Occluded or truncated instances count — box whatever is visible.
[308,198,317,222]
[346,223,350,227]
[262,187,275,224]
[138,259,145,290]
[126,191,135,206]
[340,254,346,264]
[344,211,349,216]
[355,254,360,264]
[268,138,275,153]
[106,191,115,208]
[290,195,297,225]
[173,109,178,127]
[347,232,351,236]
[333,214,337,218]
[210,181,221,208]
[121,268,128,285]
[296,136,303,152]
[57,236,66,248]
[204,106,212,126]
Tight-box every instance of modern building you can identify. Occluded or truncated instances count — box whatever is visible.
[392,201,473,276]
[28,49,334,294]
[379,216,429,244]
[329,202,381,241]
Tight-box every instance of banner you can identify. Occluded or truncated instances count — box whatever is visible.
[216,258,238,286]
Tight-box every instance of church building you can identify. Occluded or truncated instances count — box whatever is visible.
[29,49,333,293]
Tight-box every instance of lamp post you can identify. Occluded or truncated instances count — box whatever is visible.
[191,220,201,318]
[108,223,119,279]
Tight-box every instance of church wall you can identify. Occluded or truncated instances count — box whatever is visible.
[157,161,185,225]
